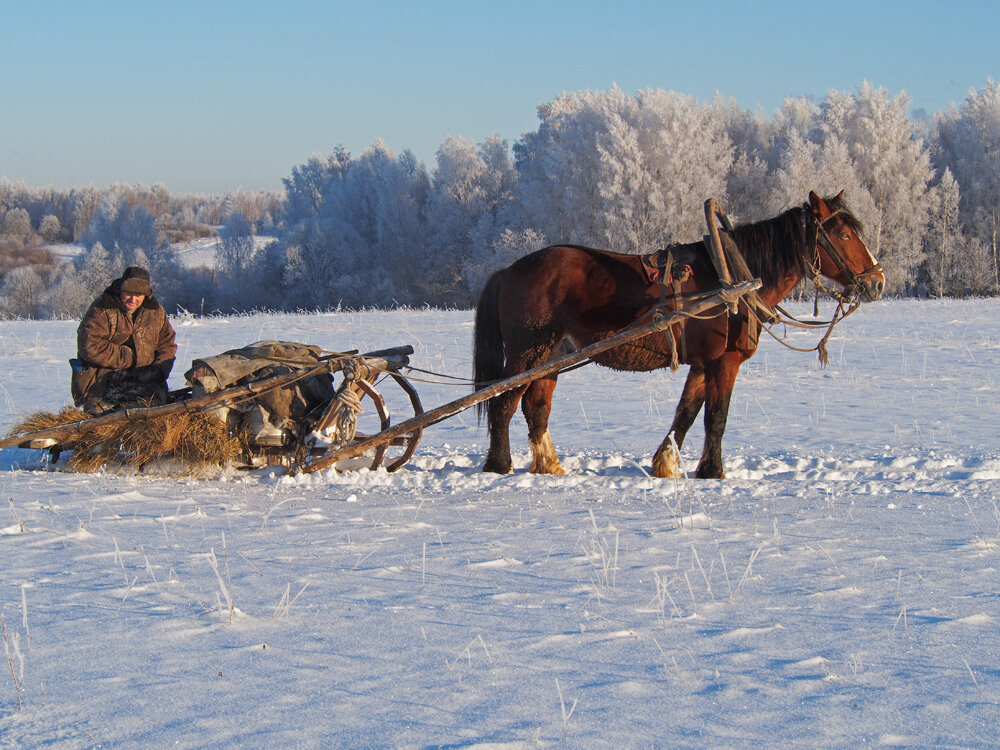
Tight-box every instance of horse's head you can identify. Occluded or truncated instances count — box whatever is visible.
[808,191,885,302]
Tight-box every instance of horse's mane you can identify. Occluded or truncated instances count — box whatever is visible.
[730,194,863,287]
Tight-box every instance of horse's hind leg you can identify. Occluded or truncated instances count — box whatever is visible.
[522,376,564,475]
[483,385,527,474]
[695,354,741,479]
[652,367,705,478]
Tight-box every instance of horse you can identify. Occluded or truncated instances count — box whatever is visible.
[473,191,884,479]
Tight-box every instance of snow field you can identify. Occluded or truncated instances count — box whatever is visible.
[1,299,999,747]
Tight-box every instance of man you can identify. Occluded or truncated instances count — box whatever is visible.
[71,266,177,414]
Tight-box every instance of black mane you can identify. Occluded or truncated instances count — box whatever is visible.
[730,195,864,288]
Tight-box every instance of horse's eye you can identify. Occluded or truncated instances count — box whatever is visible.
[840,233,851,240]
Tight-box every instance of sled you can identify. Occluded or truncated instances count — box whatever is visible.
[1,343,424,473]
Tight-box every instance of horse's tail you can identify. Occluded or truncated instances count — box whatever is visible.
[474,269,505,422]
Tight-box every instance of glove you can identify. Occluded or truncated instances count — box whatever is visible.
[123,338,137,367]
[134,365,167,384]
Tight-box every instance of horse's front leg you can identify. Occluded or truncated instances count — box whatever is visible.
[652,367,705,478]
[523,376,564,474]
[695,354,742,479]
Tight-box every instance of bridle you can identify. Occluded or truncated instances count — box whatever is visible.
[803,206,884,304]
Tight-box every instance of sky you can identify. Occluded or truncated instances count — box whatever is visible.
[1,0,997,195]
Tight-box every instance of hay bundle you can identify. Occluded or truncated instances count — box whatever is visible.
[8,407,248,473]
[12,406,89,432]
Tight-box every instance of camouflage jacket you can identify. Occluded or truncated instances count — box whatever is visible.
[71,282,177,406]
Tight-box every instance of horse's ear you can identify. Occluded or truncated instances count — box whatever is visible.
[809,191,829,217]
[835,189,845,202]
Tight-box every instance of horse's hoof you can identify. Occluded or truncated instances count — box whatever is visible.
[651,450,681,478]
[482,459,512,474]
[530,461,566,475]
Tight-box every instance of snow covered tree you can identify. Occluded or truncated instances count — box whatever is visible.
[923,169,961,296]
[274,141,431,309]
[282,148,352,226]
[955,237,994,295]
[67,185,103,242]
[515,87,733,253]
[0,266,46,319]
[39,214,62,243]
[424,134,518,304]
[216,212,256,281]
[2,207,33,240]
[818,83,934,293]
[935,79,1000,293]
[715,94,773,221]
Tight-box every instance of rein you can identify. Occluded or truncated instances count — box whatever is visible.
[758,297,860,365]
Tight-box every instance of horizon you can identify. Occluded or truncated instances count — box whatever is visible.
[2,0,996,195]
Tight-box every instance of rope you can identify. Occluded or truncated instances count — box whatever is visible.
[329,386,364,443]
[748,297,860,365]
[399,366,480,386]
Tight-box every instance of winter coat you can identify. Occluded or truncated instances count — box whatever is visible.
[71,281,178,407]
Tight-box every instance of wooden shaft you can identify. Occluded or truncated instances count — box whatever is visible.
[704,198,734,286]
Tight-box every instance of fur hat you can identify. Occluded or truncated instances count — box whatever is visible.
[119,266,152,296]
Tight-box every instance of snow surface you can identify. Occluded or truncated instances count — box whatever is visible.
[1,299,999,748]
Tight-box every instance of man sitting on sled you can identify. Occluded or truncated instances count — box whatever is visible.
[71,266,177,415]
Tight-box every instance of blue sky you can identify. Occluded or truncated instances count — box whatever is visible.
[1,0,996,195]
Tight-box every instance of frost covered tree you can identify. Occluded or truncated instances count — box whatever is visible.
[515,88,627,247]
[50,241,127,319]
[770,98,821,166]
[82,191,181,307]
[39,214,62,243]
[216,212,256,281]
[818,83,934,293]
[423,134,518,304]
[2,207,33,239]
[65,185,103,242]
[515,87,733,252]
[0,266,46,318]
[715,94,775,222]
[768,134,873,221]
[274,141,431,309]
[212,212,264,311]
[923,169,961,296]
[935,79,1000,293]
[78,242,121,293]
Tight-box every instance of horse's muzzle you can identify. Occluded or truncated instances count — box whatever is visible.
[855,266,885,302]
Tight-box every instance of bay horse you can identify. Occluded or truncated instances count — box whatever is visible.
[473,191,884,478]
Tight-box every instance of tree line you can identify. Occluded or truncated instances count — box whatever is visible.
[2,79,998,319]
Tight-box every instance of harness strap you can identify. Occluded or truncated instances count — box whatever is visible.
[654,248,689,370]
